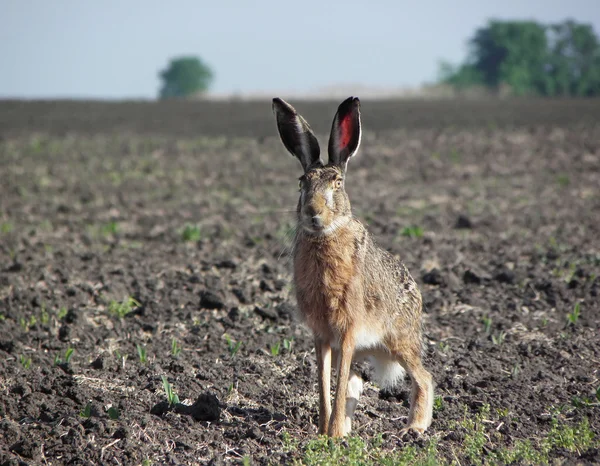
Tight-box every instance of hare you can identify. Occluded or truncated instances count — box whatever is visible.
[272,96,433,438]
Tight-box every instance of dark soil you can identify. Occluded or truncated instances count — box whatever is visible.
[0,99,599,465]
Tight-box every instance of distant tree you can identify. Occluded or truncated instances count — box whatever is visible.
[440,19,600,97]
[158,56,214,99]
[545,20,600,96]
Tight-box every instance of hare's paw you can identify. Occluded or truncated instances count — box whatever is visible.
[399,425,427,438]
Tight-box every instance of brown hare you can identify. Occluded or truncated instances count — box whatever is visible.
[272,96,433,438]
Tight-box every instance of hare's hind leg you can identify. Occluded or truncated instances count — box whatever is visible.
[344,371,364,435]
[395,348,433,435]
[315,339,332,435]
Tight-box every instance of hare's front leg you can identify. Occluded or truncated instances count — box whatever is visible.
[315,339,332,435]
[328,333,355,437]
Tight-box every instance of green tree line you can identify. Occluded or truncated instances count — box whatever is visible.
[440,19,600,96]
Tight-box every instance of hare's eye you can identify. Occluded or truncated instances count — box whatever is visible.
[334,179,343,189]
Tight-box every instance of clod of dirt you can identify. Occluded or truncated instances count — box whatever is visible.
[463,265,491,284]
[276,302,294,320]
[227,307,241,322]
[215,259,237,269]
[454,214,473,229]
[200,290,225,310]
[150,400,171,417]
[495,267,516,284]
[90,356,104,369]
[0,340,15,353]
[254,306,278,320]
[422,268,445,286]
[176,393,221,422]
[9,438,40,460]
[232,287,250,304]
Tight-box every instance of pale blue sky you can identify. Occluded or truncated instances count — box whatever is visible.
[2,0,599,99]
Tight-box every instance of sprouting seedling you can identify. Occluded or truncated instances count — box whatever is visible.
[433,396,444,412]
[400,225,424,238]
[102,221,119,236]
[80,402,92,419]
[107,406,120,420]
[491,331,506,345]
[161,375,180,406]
[19,355,32,369]
[511,363,520,378]
[137,344,147,363]
[181,224,201,242]
[171,338,182,357]
[282,338,293,352]
[567,302,581,326]
[57,307,68,320]
[269,342,281,357]
[55,347,74,366]
[223,334,242,358]
[108,297,141,319]
[482,316,492,334]
[64,347,74,363]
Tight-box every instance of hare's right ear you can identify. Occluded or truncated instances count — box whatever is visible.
[272,98,321,172]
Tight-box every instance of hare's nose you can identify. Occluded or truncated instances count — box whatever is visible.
[312,215,324,229]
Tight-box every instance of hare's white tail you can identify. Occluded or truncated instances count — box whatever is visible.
[369,354,406,389]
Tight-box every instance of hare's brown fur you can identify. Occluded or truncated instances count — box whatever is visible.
[273,96,433,438]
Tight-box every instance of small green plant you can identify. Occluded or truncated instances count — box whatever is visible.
[19,355,32,369]
[438,341,449,353]
[482,316,492,334]
[40,308,49,325]
[556,174,570,187]
[400,225,424,238]
[269,341,281,357]
[460,404,489,465]
[282,338,293,352]
[137,344,147,363]
[0,222,14,234]
[161,375,180,406]
[20,315,37,332]
[567,302,581,326]
[449,148,462,164]
[0,314,5,321]
[108,296,140,319]
[511,363,520,378]
[107,406,120,420]
[181,224,201,242]
[115,350,128,369]
[142,460,153,466]
[223,334,242,358]
[80,402,92,419]
[102,221,119,236]
[64,347,74,363]
[491,330,506,345]
[171,338,182,357]
[57,307,68,320]
[433,395,444,412]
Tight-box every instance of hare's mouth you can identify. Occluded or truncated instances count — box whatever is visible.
[301,215,351,236]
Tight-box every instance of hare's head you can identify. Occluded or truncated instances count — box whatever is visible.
[273,97,362,236]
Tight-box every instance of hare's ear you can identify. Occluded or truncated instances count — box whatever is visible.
[272,98,321,172]
[328,97,361,171]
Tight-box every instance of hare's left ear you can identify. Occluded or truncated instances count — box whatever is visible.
[328,97,361,171]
